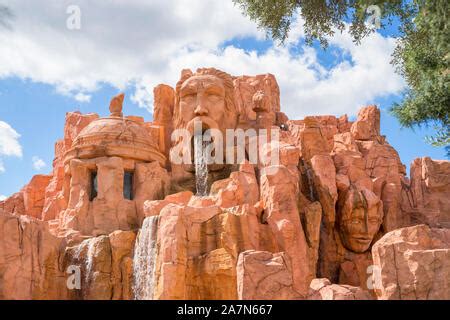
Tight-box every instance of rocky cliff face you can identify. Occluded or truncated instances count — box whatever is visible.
[0,68,449,300]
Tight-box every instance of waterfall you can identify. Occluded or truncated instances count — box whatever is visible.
[133,216,159,300]
[84,240,96,283]
[71,238,97,298]
[73,238,96,284]
[194,133,209,196]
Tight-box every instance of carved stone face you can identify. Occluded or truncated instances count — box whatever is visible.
[170,69,238,177]
[178,75,227,131]
[338,187,383,253]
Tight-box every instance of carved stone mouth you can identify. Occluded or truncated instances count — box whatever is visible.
[186,116,219,135]
[351,236,371,243]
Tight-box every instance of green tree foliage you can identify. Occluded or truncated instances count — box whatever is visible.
[232,0,415,46]
[233,0,449,156]
[391,1,449,156]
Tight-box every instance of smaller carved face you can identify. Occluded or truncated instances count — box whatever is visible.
[179,75,227,128]
[339,187,383,253]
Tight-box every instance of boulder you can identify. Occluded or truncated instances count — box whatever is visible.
[372,224,450,300]
[237,250,303,300]
[308,278,373,300]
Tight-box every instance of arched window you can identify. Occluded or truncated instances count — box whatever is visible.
[124,171,134,200]
[90,171,98,201]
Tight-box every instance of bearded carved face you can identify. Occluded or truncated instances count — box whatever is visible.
[174,69,237,134]
[170,69,238,174]
[179,75,226,130]
[338,187,383,253]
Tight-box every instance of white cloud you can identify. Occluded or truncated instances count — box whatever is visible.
[0,120,22,174]
[0,1,404,119]
[32,156,46,170]
[0,120,22,157]
[0,195,6,201]
[74,92,91,103]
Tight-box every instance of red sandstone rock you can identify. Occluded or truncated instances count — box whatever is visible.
[109,230,136,300]
[143,191,193,217]
[22,174,52,219]
[39,112,99,222]
[402,157,450,228]
[0,175,52,219]
[153,84,175,160]
[64,112,99,151]
[308,278,373,300]
[350,105,380,140]
[64,230,136,300]
[0,69,449,301]
[260,165,312,296]
[0,210,65,299]
[372,224,450,300]
[0,192,25,215]
[237,250,303,299]
[233,73,280,127]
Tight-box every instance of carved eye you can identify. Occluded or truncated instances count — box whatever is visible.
[207,93,221,101]
[182,93,196,101]
[350,219,362,225]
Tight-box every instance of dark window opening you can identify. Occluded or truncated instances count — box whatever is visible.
[90,171,98,201]
[124,171,134,200]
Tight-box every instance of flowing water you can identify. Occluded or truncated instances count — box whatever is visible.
[84,239,96,283]
[132,216,159,300]
[194,133,209,196]
[72,238,96,284]
[71,238,97,298]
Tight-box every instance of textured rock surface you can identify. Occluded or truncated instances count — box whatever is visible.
[0,210,66,299]
[0,68,449,300]
[64,230,136,300]
[237,250,303,299]
[401,157,450,228]
[308,278,373,300]
[372,224,450,300]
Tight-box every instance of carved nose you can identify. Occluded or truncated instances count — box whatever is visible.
[194,103,208,116]
[363,217,369,233]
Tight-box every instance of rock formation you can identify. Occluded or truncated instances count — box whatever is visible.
[0,68,449,300]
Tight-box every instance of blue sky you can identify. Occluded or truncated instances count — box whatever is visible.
[0,1,447,198]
